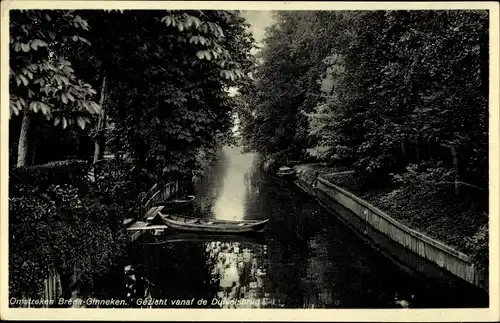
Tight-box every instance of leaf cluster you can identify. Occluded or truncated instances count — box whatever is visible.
[10,10,101,129]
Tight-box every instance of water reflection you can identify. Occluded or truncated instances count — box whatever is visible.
[194,148,229,218]
[83,146,487,308]
[205,241,270,308]
[202,146,257,221]
[124,265,153,308]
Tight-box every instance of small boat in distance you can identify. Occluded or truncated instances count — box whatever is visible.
[276,166,296,178]
[155,213,269,234]
[159,195,196,211]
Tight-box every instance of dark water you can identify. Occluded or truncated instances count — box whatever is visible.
[79,146,486,308]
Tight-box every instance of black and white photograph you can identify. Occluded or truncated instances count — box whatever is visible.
[1,1,499,321]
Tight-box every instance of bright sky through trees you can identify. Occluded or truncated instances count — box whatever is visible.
[230,10,275,134]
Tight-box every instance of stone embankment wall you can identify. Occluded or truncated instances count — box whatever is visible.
[294,164,487,291]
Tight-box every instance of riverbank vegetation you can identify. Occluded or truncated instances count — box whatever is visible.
[238,11,489,273]
[9,10,255,300]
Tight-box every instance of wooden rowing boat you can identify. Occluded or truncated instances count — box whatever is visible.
[168,195,195,205]
[157,195,196,211]
[156,213,269,234]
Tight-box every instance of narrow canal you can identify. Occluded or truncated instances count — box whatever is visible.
[81,146,486,308]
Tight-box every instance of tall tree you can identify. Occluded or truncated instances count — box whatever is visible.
[77,10,255,181]
[240,11,358,165]
[9,10,101,166]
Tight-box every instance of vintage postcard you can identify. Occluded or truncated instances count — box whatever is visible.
[1,1,499,321]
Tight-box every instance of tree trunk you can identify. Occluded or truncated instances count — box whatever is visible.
[415,138,420,164]
[428,139,432,160]
[401,136,407,163]
[93,75,108,164]
[450,146,460,195]
[17,112,32,167]
[30,135,37,165]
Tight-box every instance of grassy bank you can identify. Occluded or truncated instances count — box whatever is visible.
[296,163,488,275]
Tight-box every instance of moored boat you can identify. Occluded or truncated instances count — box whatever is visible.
[276,166,296,178]
[156,213,269,234]
[157,195,196,211]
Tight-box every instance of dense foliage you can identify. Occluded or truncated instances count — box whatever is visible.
[9,9,255,300]
[240,10,488,188]
[9,10,100,124]
[9,162,127,299]
[9,10,102,167]
[72,10,255,182]
[239,10,489,271]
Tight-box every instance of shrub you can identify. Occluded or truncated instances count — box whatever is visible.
[390,162,454,187]
[9,183,127,302]
[9,190,58,298]
[9,160,90,195]
[89,159,152,217]
[8,158,158,302]
[465,224,489,276]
